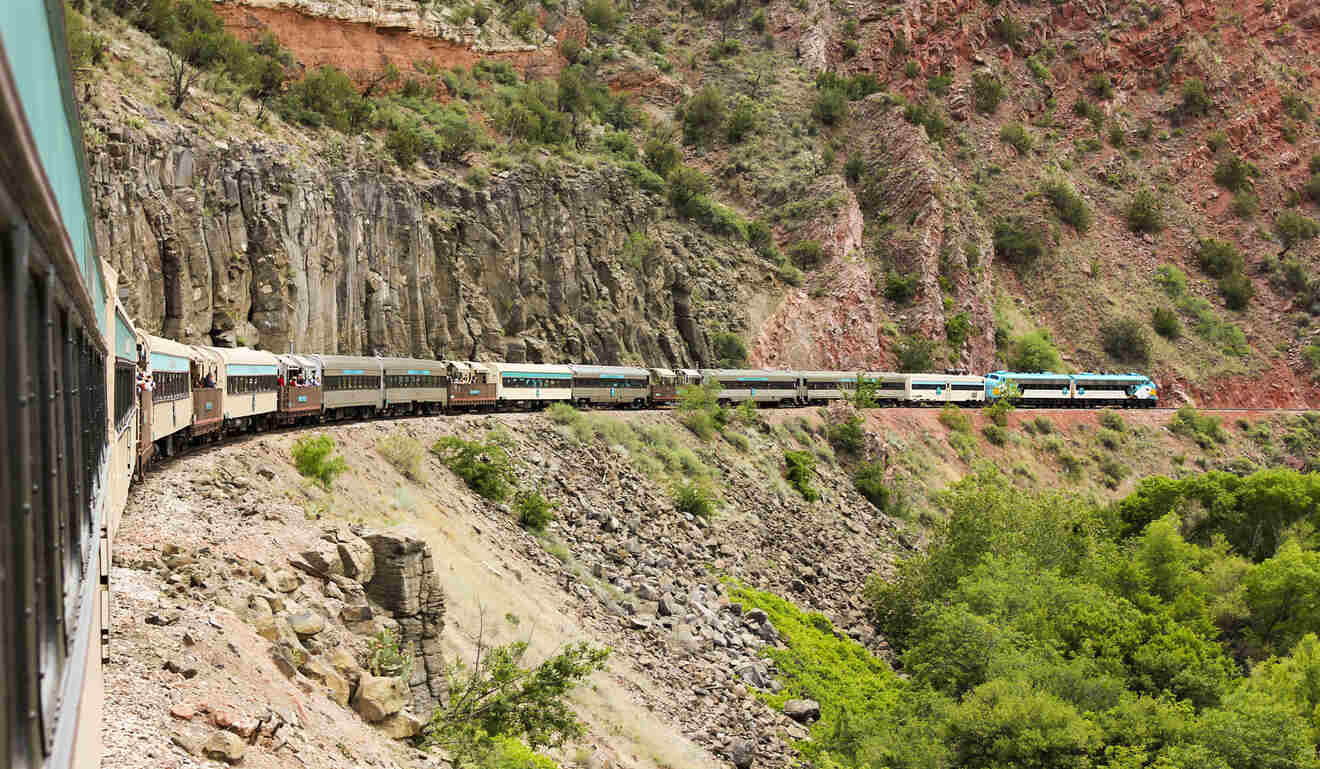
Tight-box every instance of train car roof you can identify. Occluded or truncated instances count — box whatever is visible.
[485,362,575,375]
[276,353,319,369]
[649,367,676,378]
[569,364,650,377]
[210,346,281,366]
[1071,372,1152,380]
[315,355,381,369]
[379,357,444,373]
[144,333,200,362]
[678,368,702,378]
[445,360,484,373]
[700,368,798,379]
[798,370,861,380]
[860,371,908,379]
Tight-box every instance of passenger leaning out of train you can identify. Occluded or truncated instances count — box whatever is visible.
[277,373,286,387]
[201,371,215,388]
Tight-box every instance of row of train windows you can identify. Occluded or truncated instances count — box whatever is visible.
[154,370,190,401]
[914,383,985,391]
[228,374,278,394]
[115,360,136,429]
[718,379,786,387]
[384,375,446,388]
[325,375,381,391]
[573,378,648,389]
[502,377,571,388]
[805,381,860,390]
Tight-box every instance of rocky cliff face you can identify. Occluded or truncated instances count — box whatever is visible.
[89,120,762,365]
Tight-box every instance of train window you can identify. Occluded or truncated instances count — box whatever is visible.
[114,360,135,430]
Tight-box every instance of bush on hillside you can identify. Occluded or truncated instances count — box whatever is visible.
[385,122,433,168]
[292,434,349,489]
[945,312,973,348]
[1126,187,1164,234]
[1041,177,1092,232]
[971,73,1004,114]
[981,423,1008,446]
[683,84,727,144]
[1152,306,1182,339]
[939,403,972,433]
[1101,317,1151,363]
[1213,155,1259,193]
[885,271,918,304]
[784,450,820,501]
[1167,405,1228,449]
[826,414,866,456]
[1306,173,1320,205]
[583,0,620,29]
[993,217,1048,268]
[1173,77,1212,123]
[812,87,849,125]
[711,332,748,367]
[514,489,556,532]
[853,462,893,512]
[1000,123,1033,155]
[788,240,826,269]
[431,436,515,501]
[1007,331,1062,372]
[896,335,936,372]
[844,153,865,183]
[726,101,757,143]
[1218,272,1255,311]
[1196,238,1244,278]
[672,479,717,518]
[643,138,681,176]
[1275,211,1320,251]
[377,432,424,480]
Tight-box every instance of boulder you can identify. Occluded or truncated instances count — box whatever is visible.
[340,604,373,623]
[784,699,821,723]
[269,643,300,679]
[745,608,769,626]
[265,569,299,593]
[301,657,352,706]
[729,738,756,769]
[735,662,772,689]
[288,611,326,637]
[353,673,409,722]
[297,541,344,576]
[203,730,246,764]
[657,594,679,617]
[338,536,375,583]
[375,711,425,739]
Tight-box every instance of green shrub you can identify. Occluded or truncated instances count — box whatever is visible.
[1098,409,1126,432]
[683,84,727,144]
[1303,344,1320,374]
[1101,317,1151,363]
[667,164,711,209]
[385,122,433,168]
[1206,130,1229,153]
[971,73,1004,114]
[1231,191,1259,219]
[514,489,557,532]
[1196,238,1243,278]
[1152,306,1181,339]
[1032,416,1055,435]
[1213,155,1259,193]
[927,74,953,96]
[853,462,893,511]
[1305,173,1320,204]
[377,432,424,480]
[711,331,748,367]
[432,436,516,500]
[885,271,918,304]
[1096,455,1130,488]
[903,100,950,141]
[643,137,681,176]
[1275,211,1320,250]
[726,101,757,143]
[896,335,935,372]
[986,396,1015,427]
[678,380,728,440]
[1218,272,1255,310]
[292,434,349,489]
[844,154,865,183]
[1088,73,1115,100]
[1155,264,1188,297]
[1126,187,1164,234]
[993,217,1048,268]
[826,414,866,455]
[946,312,973,348]
[1000,123,1033,155]
[65,4,107,68]
[367,628,413,678]
[280,66,371,133]
[1073,99,1105,132]
[1168,405,1228,448]
[784,450,820,501]
[672,479,717,518]
[812,87,849,125]
[993,15,1025,45]
[982,423,1008,446]
[1007,331,1062,372]
[788,240,826,268]
[1041,177,1092,232]
[583,0,620,29]
[1174,77,1211,123]
[939,403,972,433]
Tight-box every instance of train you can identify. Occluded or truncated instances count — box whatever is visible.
[130,332,1159,465]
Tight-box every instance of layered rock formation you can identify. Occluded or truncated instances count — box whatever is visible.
[88,120,764,365]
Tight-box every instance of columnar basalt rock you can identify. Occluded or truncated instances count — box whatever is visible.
[362,532,446,715]
[87,123,757,365]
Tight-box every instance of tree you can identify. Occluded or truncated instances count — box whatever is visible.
[1275,211,1319,252]
[164,49,204,110]
[1127,188,1165,234]
[1101,318,1151,364]
[711,332,747,367]
[1007,331,1062,372]
[644,137,681,176]
[556,65,591,146]
[1244,541,1320,654]
[948,679,1101,769]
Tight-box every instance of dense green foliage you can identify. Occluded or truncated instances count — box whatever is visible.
[672,478,718,518]
[993,217,1048,268]
[784,450,820,501]
[852,462,892,512]
[1041,177,1092,232]
[1101,317,1151,364]
[513,489,556,533]
[826,414,866,456]
[432,435,517,501]
[726,470,1320,769]
[1006,330,1063,372]
[291,434,349,489]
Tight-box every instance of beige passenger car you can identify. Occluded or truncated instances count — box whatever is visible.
[570,364,650,407]
[213,346,280,425]
[382,357,447,413]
